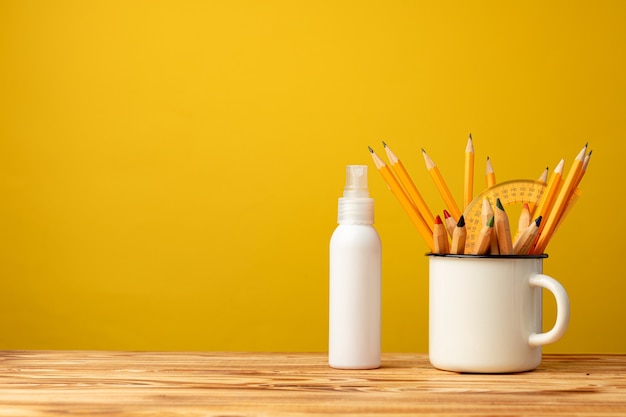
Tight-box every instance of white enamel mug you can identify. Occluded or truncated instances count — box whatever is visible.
[428,254,570,373]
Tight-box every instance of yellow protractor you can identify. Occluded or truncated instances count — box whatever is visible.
[462,180,546,253]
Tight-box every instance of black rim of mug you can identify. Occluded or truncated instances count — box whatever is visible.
[426,253,548,259]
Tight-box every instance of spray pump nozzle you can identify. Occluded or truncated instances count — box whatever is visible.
[338,165,374,224]
[343,165,370,198]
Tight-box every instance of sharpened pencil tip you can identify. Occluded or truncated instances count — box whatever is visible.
[496,198,504,211]
[469,133,472,140]
[368,146,374,153]
[457,215,465,227]
[382,141,387,148]
[535,216,542,226]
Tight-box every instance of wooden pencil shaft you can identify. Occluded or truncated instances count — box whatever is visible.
[423,149,462,220]
[443,210,456,238]
[390,160,435,233]
[486,157,496,188]
[464,135,474,210]
[370,149,434,251]
[433,220,449,254]
[450,216,466,254]
[534,146,586,252]
[382,167,435,251]
[494,199,513,255]
[473,216,494,255]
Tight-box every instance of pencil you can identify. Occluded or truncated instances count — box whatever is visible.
[368,146,435,252]
[479,197,499,254]
[433,215,450,254]
[543,150,592,243]
[583,150,592,172]
[383,142,435,233]
[529,166,550,218]
[494,198,513,254]
[513,216,542,255]
[490,229,500,254]
[450,215,466,255]
[549,188,582,239]
[464,133,474,210]
[552,150,591,234]
[533,144,587,253]
[485,157,496,189]
[584,150,592,170]
[443,209,456,238]
[517,202,531,235]
[422,148,462,220]
[473,215,494,255]
[534,184,584,254]
[573,149,592,189]
[481,197,494,226]
[531,158,565,245]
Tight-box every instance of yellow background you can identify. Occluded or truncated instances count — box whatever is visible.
[1,1,624,353]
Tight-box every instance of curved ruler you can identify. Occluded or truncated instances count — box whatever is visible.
[462,180,546,253]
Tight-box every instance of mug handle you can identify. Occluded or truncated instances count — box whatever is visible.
[528,274,570,348]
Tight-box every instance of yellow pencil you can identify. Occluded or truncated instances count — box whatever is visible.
[584,150,592,169]
[531,158,564,245]
[464,133,474,210]
[443,209,457,238]
[553,150,591,233]
[573,149,592,190]
[383,142,435,233]
[485,157,496,189]
[490,235,500,254]
[433,215,450,254]
[473,215,494,255]
[368,147,435,251]
[547,150,592,238]
[538,166,549,184]
[529,166,550,218]
[494,198,513,254]
[422,148,462,220]
[481,197,493,225]
[534,144,587,253]
[550,188,582,239]
[513,216,542,255]
[450,215,466,255]
[583,149,592,172]
[517,202,531,236]
[479,197,499,254]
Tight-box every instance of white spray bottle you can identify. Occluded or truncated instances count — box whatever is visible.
[329,165,381,369]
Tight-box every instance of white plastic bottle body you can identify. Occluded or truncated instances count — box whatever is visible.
[329,224,381,369]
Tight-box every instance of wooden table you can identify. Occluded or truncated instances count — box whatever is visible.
[0,351,625,416]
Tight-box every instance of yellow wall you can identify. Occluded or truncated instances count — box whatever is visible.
[0,1,624,353]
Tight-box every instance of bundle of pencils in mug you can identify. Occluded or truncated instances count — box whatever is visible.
[368,136,592,255]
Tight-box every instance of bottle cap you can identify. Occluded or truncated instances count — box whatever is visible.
[338,165,374,224]
[343,165,370,198]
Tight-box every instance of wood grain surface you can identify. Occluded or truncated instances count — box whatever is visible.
[0,351,625,416]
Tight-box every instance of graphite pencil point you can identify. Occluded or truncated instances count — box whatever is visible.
[457,215,465,227]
